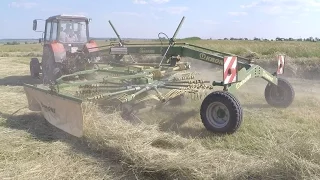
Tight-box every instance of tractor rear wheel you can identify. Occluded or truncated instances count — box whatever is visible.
[264,77,295,108]
[200,91,243,134]
[30,58,40,78]
[41,47,62,84]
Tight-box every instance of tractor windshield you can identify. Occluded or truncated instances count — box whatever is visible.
[59,20,88,43]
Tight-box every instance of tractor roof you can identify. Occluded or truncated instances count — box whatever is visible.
[46,14,89,21]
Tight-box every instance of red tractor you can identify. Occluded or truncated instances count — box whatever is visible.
[30,14,101,84]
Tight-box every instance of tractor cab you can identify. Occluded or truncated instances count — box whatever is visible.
[33,14,92,52]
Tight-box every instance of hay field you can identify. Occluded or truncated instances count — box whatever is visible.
[0,40,320,180]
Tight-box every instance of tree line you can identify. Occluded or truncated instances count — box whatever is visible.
[2,36,319,45]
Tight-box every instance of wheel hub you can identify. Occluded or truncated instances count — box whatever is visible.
[217,108,226,118]
[271,86,285,100]
[206,102,230,128]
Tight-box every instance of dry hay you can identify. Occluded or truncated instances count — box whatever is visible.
[81,102,271,180]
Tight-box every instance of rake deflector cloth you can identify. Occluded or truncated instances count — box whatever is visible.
[24,84,84,137]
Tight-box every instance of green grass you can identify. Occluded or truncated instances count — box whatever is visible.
[0,40,320,71]
[1,40,320,78]
[2,39,320,59]
[0,40,319,179]
[179,39,320,58]
[0,43,42,52]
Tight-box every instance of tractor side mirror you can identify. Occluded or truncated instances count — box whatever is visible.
[33,20,37,31]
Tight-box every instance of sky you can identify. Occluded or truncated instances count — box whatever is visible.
[0,0,319,39]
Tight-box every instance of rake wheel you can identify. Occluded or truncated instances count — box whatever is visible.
[200,91,243,134]
[264,77,295,108]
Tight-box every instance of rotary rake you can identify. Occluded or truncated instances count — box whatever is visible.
[23,16,295,137]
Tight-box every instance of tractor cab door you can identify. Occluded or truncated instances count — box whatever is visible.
[41,19,60,78]
[43,20,58,45]
[41,19,67,84]
[42,19,59,61]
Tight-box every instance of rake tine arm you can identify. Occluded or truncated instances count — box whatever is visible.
[86,87,141,101]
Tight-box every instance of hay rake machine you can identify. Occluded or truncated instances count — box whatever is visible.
[23,16,295,137]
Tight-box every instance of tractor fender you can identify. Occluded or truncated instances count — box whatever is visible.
[84,40,99,53]
[50,42,66,63]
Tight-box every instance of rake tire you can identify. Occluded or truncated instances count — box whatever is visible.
[200,91,243,134]
[264,77,295,108]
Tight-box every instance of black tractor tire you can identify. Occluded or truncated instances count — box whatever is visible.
[30,58,40,78]
[41,47,62,85]
[264,77,295,108]
[200,91,243,134]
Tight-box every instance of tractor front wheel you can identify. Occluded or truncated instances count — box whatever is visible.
[30,58,40,78]
[264,77,295,108]
[200,91,243,134]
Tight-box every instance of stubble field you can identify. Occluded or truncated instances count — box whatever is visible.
[0,40,320,180]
